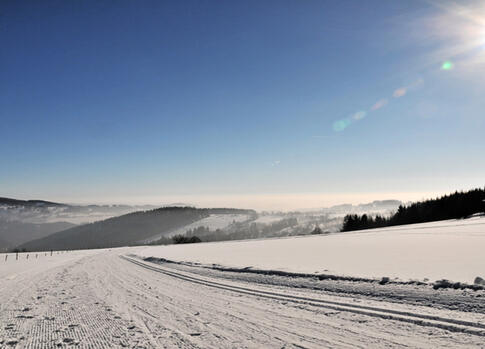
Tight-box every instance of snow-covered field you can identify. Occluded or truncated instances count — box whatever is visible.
[140,217,485,284]
[1,242,485,347]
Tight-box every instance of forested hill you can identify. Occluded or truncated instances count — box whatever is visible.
[18,207,255,251]
[342,188,485,232]
[0,220,76,252]
[0,197,65,207]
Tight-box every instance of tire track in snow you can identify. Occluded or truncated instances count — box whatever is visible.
[121,255,485,337]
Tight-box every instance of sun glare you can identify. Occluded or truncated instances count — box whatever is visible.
[426,1,485,71]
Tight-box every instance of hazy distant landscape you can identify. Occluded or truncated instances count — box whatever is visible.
[0,197,153,251]
[3,189,483,255]
[0,196,402,252]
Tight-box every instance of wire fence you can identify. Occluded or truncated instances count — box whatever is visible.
[1,250,71,262]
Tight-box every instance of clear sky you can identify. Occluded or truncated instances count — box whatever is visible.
[1,0,484,210]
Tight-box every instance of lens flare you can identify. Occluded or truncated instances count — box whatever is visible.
[333,119,351,132]
[393,88,407,98]
[333,111,367,132]
[352,111,366,120]
[441,61,454,70]
[371,99,388,111]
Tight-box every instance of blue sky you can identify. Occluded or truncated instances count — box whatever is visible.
[1,0,484,209]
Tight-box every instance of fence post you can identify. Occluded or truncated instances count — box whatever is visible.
[16,252,18,260]
[27,254,29,260]
[5,255,7,262]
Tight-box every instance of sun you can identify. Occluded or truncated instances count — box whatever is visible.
[426,1,485,70]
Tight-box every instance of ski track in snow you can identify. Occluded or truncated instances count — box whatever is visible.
[1,248,485,348]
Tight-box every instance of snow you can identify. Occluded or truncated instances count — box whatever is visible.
[1,243,485,347]
[140,217,485,284]
[253,215,287,224]
[174,213,250,232]
[143,213,251,242]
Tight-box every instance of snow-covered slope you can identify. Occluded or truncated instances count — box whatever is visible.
[139,216,485,284]
[142,213,251,243]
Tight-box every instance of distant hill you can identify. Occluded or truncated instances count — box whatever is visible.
[0,196,156,250]
[0,220,76,251]
[0,236,9,252]
[0,197,154,225]
[0,197,65,207]
[18,207,255,251]
[326,200,402,214]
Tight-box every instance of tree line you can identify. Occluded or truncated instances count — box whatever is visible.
[342,187,485,232]
[149,217,301,246]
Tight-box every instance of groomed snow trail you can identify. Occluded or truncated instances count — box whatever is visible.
[1,249,484,348]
